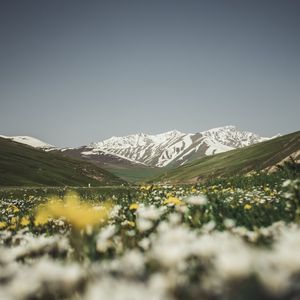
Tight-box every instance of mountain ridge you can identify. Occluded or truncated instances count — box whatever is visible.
[1,126,273,169]
[0,135,55,150]
[86,125,271,167]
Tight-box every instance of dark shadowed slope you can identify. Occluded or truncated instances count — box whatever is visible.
[0,138,125,186]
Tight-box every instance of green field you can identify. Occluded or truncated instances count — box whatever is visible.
[0,170,300,299]
[105,165,165,183]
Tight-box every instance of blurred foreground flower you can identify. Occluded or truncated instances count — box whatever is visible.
[35,191,112,230]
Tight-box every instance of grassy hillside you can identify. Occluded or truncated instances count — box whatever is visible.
[105,165,164,183]
[0,138,125,186]
[154,131,300,183]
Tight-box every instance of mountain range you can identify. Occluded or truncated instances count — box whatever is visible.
[1,126,272,168]
[1,126,299,184]
[84,125,271,167]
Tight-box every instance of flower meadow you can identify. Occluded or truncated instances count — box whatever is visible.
[0,174,300,300]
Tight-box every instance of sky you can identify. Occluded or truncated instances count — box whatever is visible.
[0,0,299,147]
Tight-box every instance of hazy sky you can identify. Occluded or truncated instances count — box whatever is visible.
[0,0,299,147]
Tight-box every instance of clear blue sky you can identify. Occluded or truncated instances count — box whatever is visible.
[0,0,299,147]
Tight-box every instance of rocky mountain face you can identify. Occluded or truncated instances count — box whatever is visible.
[82,126,270,167]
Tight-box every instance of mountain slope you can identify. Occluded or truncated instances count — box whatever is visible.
[153,131,300,183]
[0,135,55,150]
[85,126,270,168]
[0,138,125,186]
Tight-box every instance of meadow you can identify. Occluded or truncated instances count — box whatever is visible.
[0,170,300,300]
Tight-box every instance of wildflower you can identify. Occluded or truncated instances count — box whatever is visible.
[164,197,184,206]
[0,221,6,229]
[21,216,30,227]
[282,179,292,188]
[96,225,116,252]
[224,218,236,229]
[244,204,252,210]
[121,220,135,227]
[129,203,139,210]
[136,205,164,232]
[35,191,112,230]
[140,185,152,191]
[10,217,18,224]
[34,210,50,226]
[184,195,207,206]
[166,192,174,198]
[12,205,20,213]
[127,221,135,227]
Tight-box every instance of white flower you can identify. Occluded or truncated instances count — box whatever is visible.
[85,277,169,300]
[223,218,235,229]
[136,218,153,232]
[282,179,292,188]
[184,194,207,206]
[136,205,165,232]
[96,225,116,253]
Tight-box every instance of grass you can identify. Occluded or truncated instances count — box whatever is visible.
[105,165,165,183]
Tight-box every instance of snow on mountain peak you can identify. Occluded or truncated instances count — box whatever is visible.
[1,126,272,168]
[87,126,271,167]
[0,135,55,149]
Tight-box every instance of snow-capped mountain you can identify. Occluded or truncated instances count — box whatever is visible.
[1,126,272,168]
[87,130,186,167]
[85,126,270,167]
[0,135,55,150]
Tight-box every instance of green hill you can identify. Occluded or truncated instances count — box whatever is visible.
[153,131,300,183]
[0,138,125,187]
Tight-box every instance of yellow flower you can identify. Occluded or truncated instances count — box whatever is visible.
[34,191,112,230]
[10,217,18,224]
[0,221,6,229]
[164,196,184,206]
[140,185,152,191]
[21,216,30,226]
[127,221,135,227]
[129,203,139,210]
[191,188,197,193]
[34,210,50,226]
[244,204,252,210]
[12,206,20,213]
